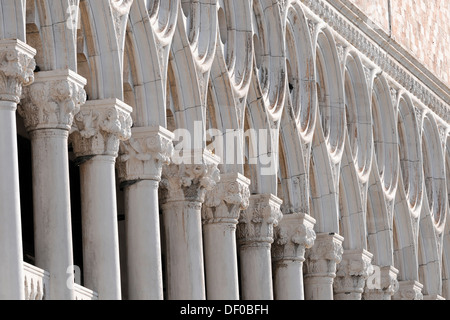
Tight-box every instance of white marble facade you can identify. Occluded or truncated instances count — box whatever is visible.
[0,0,449,301]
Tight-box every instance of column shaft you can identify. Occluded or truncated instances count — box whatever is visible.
[240,243,274,300]
[163,201,206,300]
[273,260,304,300]
[80,156,121,299]
[125,180,163,300]
[0,39,36,300]
[0,101,25,300]
[203,222,240,299]
[31,129,74,299]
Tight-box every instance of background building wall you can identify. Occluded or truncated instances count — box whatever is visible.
[349,0,450,87]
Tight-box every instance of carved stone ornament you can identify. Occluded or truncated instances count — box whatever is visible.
[70,99,133,159]
[272,212,316,262]
[0,40,36,104]
[160,149,221,204]
[334,249,374,296]
[236,194,283,246]
[363,265,399,300]
[19,69,87,132]
[117,126,174,183]
[393,280,424,300]
[304,233,344,278]
[202,173,251,224]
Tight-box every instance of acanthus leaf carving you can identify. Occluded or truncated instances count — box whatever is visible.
[272,213,316,262]
[117,126,174,183]
[0,41,36,104]
[237,194,283,246]
[160,150,221,204]
[70,99,133,159]
[304,233,344,277]
[19,70,87,132]
[202,173,251,224]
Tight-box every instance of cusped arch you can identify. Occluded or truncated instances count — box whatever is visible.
[417,111,448,297]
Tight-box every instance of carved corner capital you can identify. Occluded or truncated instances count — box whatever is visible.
[117,126,174,183]
[160,149,221,204]
[393,280,424,300]
[0,40,36,104]
[202,173,251,224]
[363,265,399,300]
[237,194,283,246]
[19,69,87,132]
[334,249,374,295]
[70,99,133,159]
[304,233,344,278]
[272,212,316,262]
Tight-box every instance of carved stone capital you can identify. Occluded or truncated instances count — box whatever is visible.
[393,280,424,300]
[363,265,399,300]
[117,126,174,183]
[237,194,283,246]
[160,149,221,204]
[304,233,344,278]
[272,213,316,262]
[334,249,374,298]
[202,173,251,225]
[0,40,36,104]
[70,99,133,159]
[19,69,87,132]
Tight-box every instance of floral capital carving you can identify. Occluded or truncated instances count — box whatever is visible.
[393,280,424,300]
[334,249,374,296]
[272,213,316,262]
[237,194,283,246]
[0,40,36,104]
[19,70,86,132]
[70,99,133,159]
[304,233,344,278]
[202,173,251,224]
[160,150,221,204]
[117,126,174,183]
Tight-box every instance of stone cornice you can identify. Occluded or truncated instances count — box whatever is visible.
[300,0,450,125]
[202,173,251,225]
[160,149,221,204]
[0,40,36,104]
[19,69,87,132]
[70,99,133,159]
[237,194,283,246]
[272,212,316,262]
[117,126,174,183]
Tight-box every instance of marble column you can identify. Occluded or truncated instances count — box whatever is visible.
[334,249,373,300]
[19,69,86,300]
[363,265,399,300]
[202,173,250,300]
[237,194,283,300]
[160,150,220,300]
[393,280,424,300]
[272,213,316,300]
[70,99,133,300]
[0,39,35,300]
[117,126,174,300]
[304,233,344,300]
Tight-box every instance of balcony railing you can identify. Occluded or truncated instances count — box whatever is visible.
[23,262,49,300]
[74,283,99,300]
[23,262,99,300]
